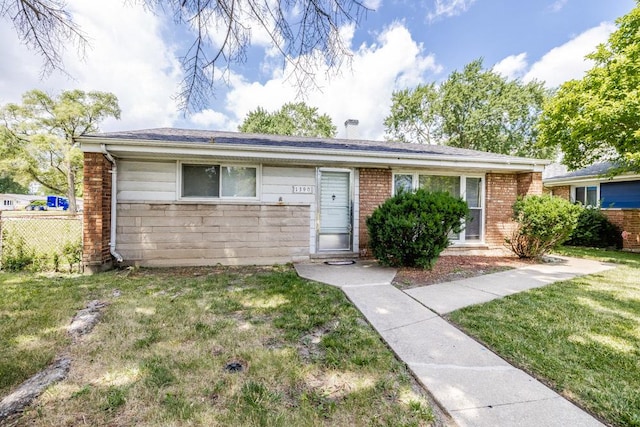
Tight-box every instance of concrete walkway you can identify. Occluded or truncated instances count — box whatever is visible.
[295,256,615,427]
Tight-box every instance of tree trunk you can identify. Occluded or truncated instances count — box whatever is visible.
[66,157,77,214]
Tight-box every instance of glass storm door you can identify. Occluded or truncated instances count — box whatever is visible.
[318,170,352,251]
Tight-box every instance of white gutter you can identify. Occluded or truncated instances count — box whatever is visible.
[101,144,123,263]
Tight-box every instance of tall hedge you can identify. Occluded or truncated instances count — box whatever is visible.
[366,189,469,269]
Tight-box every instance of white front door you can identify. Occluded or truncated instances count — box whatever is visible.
[318,170,352,251]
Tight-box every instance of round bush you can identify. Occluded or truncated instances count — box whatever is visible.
[566,207,622,248]
[365,189,469,269]
[507,195,581,259]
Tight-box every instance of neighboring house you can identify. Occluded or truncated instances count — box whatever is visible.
[0,194,43,211]
[544,162,640,251]
[79,126,548,272]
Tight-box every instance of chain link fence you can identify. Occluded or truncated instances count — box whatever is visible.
[0,211,82,272]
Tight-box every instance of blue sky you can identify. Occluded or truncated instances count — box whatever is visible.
[0,0,636,140]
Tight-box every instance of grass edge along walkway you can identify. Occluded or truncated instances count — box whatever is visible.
[448,248,640,427]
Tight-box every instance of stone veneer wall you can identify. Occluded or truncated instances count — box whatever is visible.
[116,203,311,266]
[358,168,392,256]
[484,172,543,247]
[82,153,113,273]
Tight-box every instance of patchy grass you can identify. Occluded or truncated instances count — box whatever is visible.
[0,272,96,395]
[448,249,640,427]
[1,266,437,426]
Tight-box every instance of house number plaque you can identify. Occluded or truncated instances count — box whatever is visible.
[292,185,313,194]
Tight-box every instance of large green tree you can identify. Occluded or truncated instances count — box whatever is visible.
[238,102,337,137]
[385,59,553,158]
[0,174,28,194]
[538,3,640,172]
[0,89,121,213]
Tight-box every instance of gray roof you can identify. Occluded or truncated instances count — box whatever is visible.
[544,162,616,181]
[84,128,548,163]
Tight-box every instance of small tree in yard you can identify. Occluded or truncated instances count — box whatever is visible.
[366,190,469,269]
[507,195,581,259]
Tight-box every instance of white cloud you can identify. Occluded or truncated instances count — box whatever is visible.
[363,0,383,9]
[0,0,182,131]
[190,109,233,129]
[549,0,569,12]
[523,22,616,87]
[198,23,441,140]
[428,0,476,22]
[492,53,528,80]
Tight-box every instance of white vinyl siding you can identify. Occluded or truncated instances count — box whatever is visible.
[118,160,176,201]
[261,166,317,253]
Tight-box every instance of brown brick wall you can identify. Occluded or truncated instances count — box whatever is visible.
[603,209,640,251]
[484,172,544,247]
[485,173,519,246]
[548,185,571,201]
[358,169,392,255]
[82,152,113,272]
[116,203,311,266]
[517,172,542,196]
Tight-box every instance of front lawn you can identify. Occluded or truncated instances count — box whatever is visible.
[449,248,640,427]
[1,266,436,426]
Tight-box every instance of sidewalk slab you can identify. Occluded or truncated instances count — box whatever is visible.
[342,285,437,332]
[379,317,506,368]
[405,283,498,315]
[408,362,558,410]
[294,257,609,427]
[294,261,396,288]
[406,256,614,314]
[450,397,604,427]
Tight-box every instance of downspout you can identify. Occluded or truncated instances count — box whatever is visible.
[101,144,124,263]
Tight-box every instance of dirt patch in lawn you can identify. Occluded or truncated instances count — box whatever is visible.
[393,255,536,290]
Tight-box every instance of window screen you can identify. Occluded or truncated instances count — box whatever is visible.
[182,165,220,197]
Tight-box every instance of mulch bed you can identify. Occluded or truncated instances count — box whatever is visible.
[393,255,536,289]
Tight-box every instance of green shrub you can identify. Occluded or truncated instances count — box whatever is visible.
[62,239,82,272]
[366,189,469,269]
[506,195,581,259]
[1,232,37,271]
[565,207,623,248]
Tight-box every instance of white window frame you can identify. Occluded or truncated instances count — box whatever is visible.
[392,171,486,244]
[177,161,261,201]
[572,183,600,207]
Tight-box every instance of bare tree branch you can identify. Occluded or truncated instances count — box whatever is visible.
[2,0,371,112]
[1,0,88,76]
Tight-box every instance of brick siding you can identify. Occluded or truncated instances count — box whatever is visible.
[358,169,392,255]
[485,172,543,247]
[603,209,640,251]
[517,172,543,196]
[116,203,311,266]
[547,184,640,251]
[82,153,113,273]
[548,185,571,201]
[485,174,518,246]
